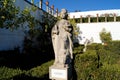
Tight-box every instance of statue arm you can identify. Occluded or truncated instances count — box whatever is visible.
[63,23,73,32]
[52,25,59,35]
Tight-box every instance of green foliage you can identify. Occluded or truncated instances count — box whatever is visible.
[89,64,120,80]
[0,0,42,31]
[26,60,54,78]
[0,67,23,80]
[0,0,19,28]
[0,41,120,79]
[99,17,105,22]
[69,19,80,39]
[73,44,84,54]
[87,43,102,50]
[107,17,114,22]
[74,50,98,80]
[73,41,120,80]
[43,12,57,33]
[19,7,37,30]
[116,16,120,21]
[99,28,112,43]
[90,17,97,22]
[95,64,120,80]
[108,41,120,55]
[0,60,54,79]
[31,0,34,3]
[0,0,57,53]
[82,18,88,23]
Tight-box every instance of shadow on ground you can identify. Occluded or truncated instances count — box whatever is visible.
[0,48,54,70]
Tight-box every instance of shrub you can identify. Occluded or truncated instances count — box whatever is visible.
[108,41,120,55]
[74,41,120,80]
[99,28,112,43]
[74,50,98,80]
[93,64,120,80]
[73,44,84,54]
[0,67,23,80]
[0,41,120,79]
[26,60,54,78]
[0,60,54,79]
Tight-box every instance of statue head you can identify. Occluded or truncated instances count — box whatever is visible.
[60,9,68,19]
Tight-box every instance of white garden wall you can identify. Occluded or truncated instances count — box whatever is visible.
[69,9,120,18]
[77,22,120,44]
[0,0,47,51]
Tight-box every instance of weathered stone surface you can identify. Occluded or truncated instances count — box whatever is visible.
[51,9,73,68]
[49,65,72,80]
[49,9,73,80]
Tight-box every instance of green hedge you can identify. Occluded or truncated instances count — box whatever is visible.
[26,60,53,78]
[74,50,98,80]
[73,41,120,80]
[0,67,23,80]
[0,41,120,79]
[0,60,54,80]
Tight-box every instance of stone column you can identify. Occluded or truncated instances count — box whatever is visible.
[31,0,33,3]
[39,0,43,9]
[114,13,116,22]
[80,15,82,23]
[88,15,91,23]
[46,1,49,13]
[105,14,108,22]
[51,5,54,15]
[96,14,99,22]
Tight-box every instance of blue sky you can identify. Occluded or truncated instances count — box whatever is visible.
[34,0,120,12]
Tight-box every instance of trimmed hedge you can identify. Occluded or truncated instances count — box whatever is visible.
[73,41,120,80]
[26,60,53,78]
[0,67,23,80]
[74,50,98,80]
[0,41,120,79]
[0,60,53,80]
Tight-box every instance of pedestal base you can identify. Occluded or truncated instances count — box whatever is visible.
[49,65,72,80]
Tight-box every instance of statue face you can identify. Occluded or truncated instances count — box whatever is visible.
[60,9,68,19]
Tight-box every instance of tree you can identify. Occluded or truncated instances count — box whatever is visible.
[99,28,112,44]
[69,18,80,37]
[0,0,19,28]
[0,0,41,31]
[0,0,57,53]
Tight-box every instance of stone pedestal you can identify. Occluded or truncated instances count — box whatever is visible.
[49,65,72,80]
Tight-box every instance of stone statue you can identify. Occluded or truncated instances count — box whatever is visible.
[51,9,73,68]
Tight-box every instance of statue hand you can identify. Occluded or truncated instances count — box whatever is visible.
[71,54,73,59]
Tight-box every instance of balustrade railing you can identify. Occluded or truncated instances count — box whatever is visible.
[71,15,120,23]
[24,0,58,17]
